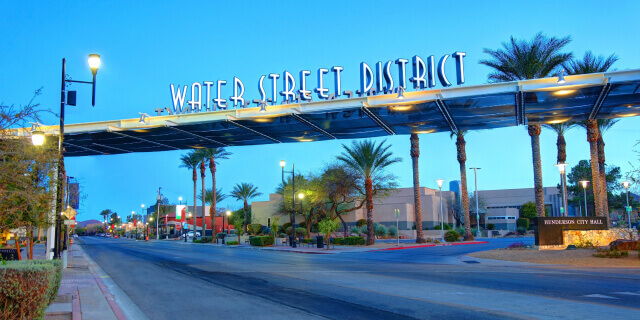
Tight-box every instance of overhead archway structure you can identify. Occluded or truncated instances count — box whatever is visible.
[12,70,640,156]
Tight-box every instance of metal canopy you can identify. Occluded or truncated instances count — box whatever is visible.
[14,69,640,157]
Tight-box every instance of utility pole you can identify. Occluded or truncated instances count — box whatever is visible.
[156,187,162,240]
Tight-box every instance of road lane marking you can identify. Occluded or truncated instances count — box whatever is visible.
[612,292,640,296]
[583,294,619,299]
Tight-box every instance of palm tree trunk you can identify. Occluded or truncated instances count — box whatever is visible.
[456,133,474,241]
[410,134,426,243]
[597,136,609,217]
[528,125,545,217]
[243,200,248,235]
[557,133,569,216]
[210,158,216,239]
[586,120,603,217]
[201,163,206,238]
[365,177,374,245]
[192,168,198,237]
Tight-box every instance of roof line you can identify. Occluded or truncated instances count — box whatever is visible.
[588,82,612,120]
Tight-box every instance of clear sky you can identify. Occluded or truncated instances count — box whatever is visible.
[1,1,639,221]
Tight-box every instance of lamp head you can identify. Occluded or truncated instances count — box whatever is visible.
[31,130,45,146]
[298,193,304,199]
[226,210,231,216]
[436,179,445,188]
[141,204,145,208]
[88,54,101,74]
[179,196,182,202]
[579,180,589,188]
[397,86,405,99]
[557,69,566,84]
[622,181,630,189]
[554,163,567,174]
[280,160,285,168]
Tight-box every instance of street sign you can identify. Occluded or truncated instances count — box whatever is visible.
[183,222,188,228]
[626,206,632,213]
[394,209,400,219]
[560,207,564,214]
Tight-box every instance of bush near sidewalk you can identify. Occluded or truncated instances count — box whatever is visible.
[249,236,274,246]
[0,260,62,320]
[445,230,461,242]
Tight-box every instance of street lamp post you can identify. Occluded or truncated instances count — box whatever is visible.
[179,197,182,205]
[131,211,137,240]
[155,188,162,240]
[280,160,297,248]
[436,179,445,242]
[554,163,569,217]
[623,181,631,227]
[580,181,589,216]
[223,210,231,244]
[470,167,481,238]
[37,55,100,259]
[394,209,400,246]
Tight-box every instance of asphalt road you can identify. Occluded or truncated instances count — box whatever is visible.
[79,237,640,320]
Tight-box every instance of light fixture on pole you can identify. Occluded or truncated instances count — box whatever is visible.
[554,163,569,217]
[223,210,231,244]
[30,123,45,146]
[557,69,566,84]
[259,100,267,113]
[298,193,304,199]
[436,179,445,242]
[470,167,481,238]
[37,54,101,260]
[394,209,400,247]
[622,181,631,227]
[397,86,405,99]
[280,160,297,248]
[579,180,589,216]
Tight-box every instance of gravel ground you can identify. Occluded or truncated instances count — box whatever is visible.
[468,248,640,267]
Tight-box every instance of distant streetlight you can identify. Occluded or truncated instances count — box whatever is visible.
[579,181,589,216]
[179,197,182,205]
[622,181,631,226]
[394,209,400,247]
[436,179,445,242]
[554,163,569,217]
[470,167,481,238]
[223,210,231,244]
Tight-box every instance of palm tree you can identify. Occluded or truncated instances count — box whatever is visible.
[563,51,618,75]
[230,183,262,234]
[198,188,228,206]
[480,32,572,217]
[566,52,618,219]
[542,122,577,216]
[100,209,112,232]
[179,151,201,236]
[410,134,426,243]
[196,148,231,239]
[337,139,402,245]
[450,130,473,240]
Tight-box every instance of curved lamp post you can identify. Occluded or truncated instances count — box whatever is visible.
[579,181,589,216]
[554,163,568,217]
[622,181,631,226]
[33,54,100,259]
[436,179,445,242]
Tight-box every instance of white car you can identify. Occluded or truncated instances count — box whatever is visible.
[186,231,201,238]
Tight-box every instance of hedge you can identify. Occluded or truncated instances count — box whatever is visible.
[0,260,62,320]
[200,236,213,243]
[226,241,239,245]
[356,219,367,227]
[248,224,263,236]
[285,227,308,237]
[249,236,274,246]
[343,236,365,245]
[517,218,530,230]
[333,237,344,245]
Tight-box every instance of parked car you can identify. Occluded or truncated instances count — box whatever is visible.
[186,231,201,238]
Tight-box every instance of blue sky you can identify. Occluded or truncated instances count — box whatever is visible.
[1,1,639,221]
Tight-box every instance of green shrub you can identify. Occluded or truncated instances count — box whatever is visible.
[248,224,263,236]
[487,224,496,230]
[593,248,629,259]
[302,238,314,244]
[0,260,59,319]
[333,237,344,245]
[200,236,213,243]
[285,227,308,237]
[343,236,365,245]
[193,239,202,243]
[424,226,429,230]
[517,218,529,230]
[360,226,367,235]
[282,222,292,231]
[279,233,286,238]
[350,226,360,235]
[434,239,440,244]
[516,227,527,235]
[388,226,398,237]
[374,224,388,237]
[250,236,275,246]
[356,219,367,227]
[455,227,465,235]
[433,224,452,230]
[29,260,63,304]
[226,241,239,245]
[216,232,226,239]
[445,230,461,242]
[426,238,433,242]
[299,222,306,229]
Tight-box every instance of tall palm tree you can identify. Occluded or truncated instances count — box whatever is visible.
[198,188,228,206]
[179,151,201,235]
[337,139,402,245]
[230,183,262,234]
[196,148,231,239]
[542,122,577,216]
[450,130,473,240]
[100,209,111,231]
[410,134,426,243]
[566,52,618,219]
[480,32,572,217]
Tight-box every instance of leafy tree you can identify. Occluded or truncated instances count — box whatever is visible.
[179,151,202,235]
[520,201,537,219]
[318,218,340,249]
[74,226,85,235]
[230,183,262,234]
[337,139,401,245]
[480,32,573,218]
[567,160,622,216]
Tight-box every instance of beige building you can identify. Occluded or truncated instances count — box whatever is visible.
[252,187,455,231]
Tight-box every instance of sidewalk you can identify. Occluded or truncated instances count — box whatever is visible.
[43,243,147,320]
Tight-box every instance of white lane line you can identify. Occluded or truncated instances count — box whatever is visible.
[612,292,640,296]
[583,294,619,299]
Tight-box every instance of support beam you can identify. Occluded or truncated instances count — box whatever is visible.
[109,131,180,150]
[290,113,336,140]
[91,143,133,154]
[226,119,281,143]
[361,102,395,135]
[64,142,106,155]
[588,83,612,120]
[164,121,229,147]
[515,90,525,125]
[434,98,458,132]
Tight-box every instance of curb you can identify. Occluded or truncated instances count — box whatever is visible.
[368,241,489,252]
